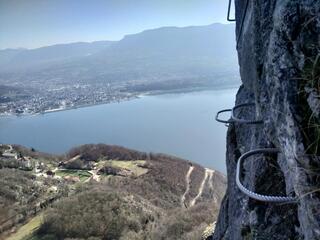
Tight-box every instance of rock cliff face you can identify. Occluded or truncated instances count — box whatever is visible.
[212,1,320,239]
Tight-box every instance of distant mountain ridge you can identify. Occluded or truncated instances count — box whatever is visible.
[0,41,114,71]
[0,23,239,89]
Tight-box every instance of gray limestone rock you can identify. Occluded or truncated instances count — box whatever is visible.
[211,1,320,239]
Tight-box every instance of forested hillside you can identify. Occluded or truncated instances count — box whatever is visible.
[0,144,226,240]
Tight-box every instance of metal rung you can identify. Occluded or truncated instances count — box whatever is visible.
[231,103,263,124]
[227,0,236,22]
[226,0,250,46]
[215,103,263,125]
[236,148,297,203]
[215,109,232,124]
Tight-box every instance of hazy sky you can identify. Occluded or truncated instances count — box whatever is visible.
[0,0,233,49]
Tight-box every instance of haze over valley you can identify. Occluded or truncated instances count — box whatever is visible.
[0,23,239,116]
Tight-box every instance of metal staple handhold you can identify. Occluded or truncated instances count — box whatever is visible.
[215,103,263,125]
[215,109,233,124]
[225,0,250,46]
[236,148,298,203]
[227,0,236,22]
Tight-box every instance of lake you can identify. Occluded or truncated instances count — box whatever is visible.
[0,88,237,173]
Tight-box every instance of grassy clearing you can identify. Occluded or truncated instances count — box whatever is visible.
[55,169,92,182]
[99,160,148,177]
[6,214,43,240]
[109,160,148,176]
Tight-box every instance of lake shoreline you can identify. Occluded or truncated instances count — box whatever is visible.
[1,84,239,118]
[0,88,237,173]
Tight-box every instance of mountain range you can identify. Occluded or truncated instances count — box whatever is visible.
[0,23,239,90]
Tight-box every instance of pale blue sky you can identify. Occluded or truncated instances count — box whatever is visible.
[0,0,233,49]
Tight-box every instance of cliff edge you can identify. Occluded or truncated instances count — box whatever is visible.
[212,1,320,239]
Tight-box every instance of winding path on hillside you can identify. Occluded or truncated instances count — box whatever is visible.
[181,165,194,208]
[207,168,214,190]
[65,154,81,164]
[190,168,215,207]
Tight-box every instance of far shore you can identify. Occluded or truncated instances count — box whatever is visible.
[0,84,239,118]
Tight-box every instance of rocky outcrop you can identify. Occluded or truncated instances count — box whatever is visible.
[212,1,320,239]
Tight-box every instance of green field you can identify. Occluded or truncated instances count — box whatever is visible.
[101,160,148,177]
[55,169,92,182]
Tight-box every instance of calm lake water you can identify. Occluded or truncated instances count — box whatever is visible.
[0,88,237,173]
